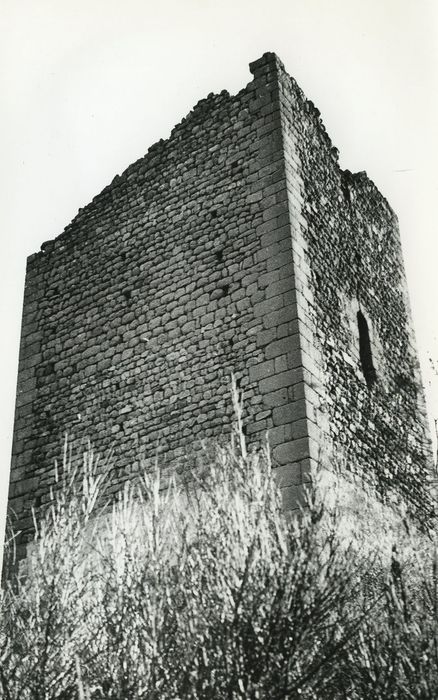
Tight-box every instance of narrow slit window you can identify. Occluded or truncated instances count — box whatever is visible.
[357,310,377,389]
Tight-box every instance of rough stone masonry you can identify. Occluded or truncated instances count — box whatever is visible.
[7,52,434,561]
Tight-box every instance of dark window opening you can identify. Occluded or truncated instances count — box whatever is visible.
[215,249,223,263]
[357,310,377,389]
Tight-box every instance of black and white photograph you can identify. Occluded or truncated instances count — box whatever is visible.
[1,1,437,697]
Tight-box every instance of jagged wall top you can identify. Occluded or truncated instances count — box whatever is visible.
[35,52,394,262]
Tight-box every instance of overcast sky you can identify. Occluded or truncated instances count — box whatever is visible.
[1,0,437,538]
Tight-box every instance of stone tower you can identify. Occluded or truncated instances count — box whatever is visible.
[7,53,433,561]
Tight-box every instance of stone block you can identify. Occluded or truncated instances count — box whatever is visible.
[21,341,42,360]
[9,477,39,498]
[300,458,314,483]
[17,378,37,394]
[273,438,310,465]
[258,270,281,289]
[281,484,307,511]
[272,401,307,426]
[262,387,289,408]
[266,425,285,446]
[265,336,299,360]
[249,359,275,383]
[262,201,289,223]
[15,390,34,409]
[260,224,291,248]
[266,251,293,272]
[274,355,288,373]
[274,462,302,487]
[263,304,297,329]
[253,295,284,319]
[265,276,294,299]
[290,418,309,440]
[259,370,299,395]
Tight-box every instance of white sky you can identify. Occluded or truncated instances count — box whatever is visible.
[1,0,437,540]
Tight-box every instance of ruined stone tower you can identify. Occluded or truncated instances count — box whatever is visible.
[7,53,433,560]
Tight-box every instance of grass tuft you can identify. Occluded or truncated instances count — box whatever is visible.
[1,404,438,698]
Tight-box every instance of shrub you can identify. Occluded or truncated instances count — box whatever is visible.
[1,396,437,698]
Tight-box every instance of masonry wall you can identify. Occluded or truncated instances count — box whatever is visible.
[8,53,433,560]
[274,55,434,522]
[8,56,312,558]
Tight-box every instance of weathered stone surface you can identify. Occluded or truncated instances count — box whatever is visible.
[273,439,309,465]
[279,483,307,511]
[6,52,433,560]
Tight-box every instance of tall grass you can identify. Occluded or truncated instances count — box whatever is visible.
[1,396,438,698]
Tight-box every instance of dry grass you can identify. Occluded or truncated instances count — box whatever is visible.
[1,393,437,698]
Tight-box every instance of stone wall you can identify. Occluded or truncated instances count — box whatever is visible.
[7,52,433,560]
[8,54,309,557]
[274,54,433,521]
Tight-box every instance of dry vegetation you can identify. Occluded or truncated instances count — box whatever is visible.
[1,391,438,699]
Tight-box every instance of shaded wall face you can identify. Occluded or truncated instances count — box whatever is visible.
[278,66,433,520]
[8,64,309,551]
